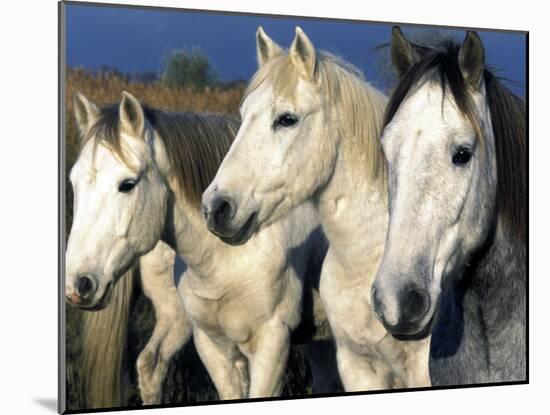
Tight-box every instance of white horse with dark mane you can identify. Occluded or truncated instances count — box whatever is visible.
[66,91,335,403]
[203,27,430,390]
[372,28,526,385]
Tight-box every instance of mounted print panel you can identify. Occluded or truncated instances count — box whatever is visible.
[59,1,527,413]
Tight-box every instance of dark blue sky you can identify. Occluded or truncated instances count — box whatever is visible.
[66,3,526,94]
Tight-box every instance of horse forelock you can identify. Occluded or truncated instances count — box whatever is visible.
[243,51,388,183]
[384,41,526,239]
[80,104,238,208]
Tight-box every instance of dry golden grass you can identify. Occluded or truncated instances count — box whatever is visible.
[66,67,244,115]
[65,67,244,172]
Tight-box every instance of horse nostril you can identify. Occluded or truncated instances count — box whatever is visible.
[76,276,95,300]
[399,284,430,324]
[212,196,236,226]
[217,201,232,219]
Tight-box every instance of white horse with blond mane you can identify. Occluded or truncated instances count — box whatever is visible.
[203,27,430,390]
[66,91,334,402]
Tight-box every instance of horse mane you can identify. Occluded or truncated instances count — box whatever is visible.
[83,104,239,208]
[81,268,136,408]
[383,41,526,238]
[243,51,388,181]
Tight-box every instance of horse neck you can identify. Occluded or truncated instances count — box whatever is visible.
[462,216,526,333]
[316,125,389,282]
[466,86,526,315]
[162,180,228,279]
[148,125,232,280]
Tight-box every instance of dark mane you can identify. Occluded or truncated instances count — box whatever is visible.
[85,105,239,208]
[384,41,526,238]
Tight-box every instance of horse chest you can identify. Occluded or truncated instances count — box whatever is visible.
[181,278,277,344]
[320,250,387,346]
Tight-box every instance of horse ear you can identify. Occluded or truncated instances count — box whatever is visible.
[119,91,145,137]
[73,92,100,137]
[256,26,283,67]
[290,26,317,81]
[391,26,419,77]
[459,31,485,90]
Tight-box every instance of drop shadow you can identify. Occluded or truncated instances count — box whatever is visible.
[34,398,58,413]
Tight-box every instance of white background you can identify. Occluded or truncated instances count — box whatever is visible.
[0,0,544,413]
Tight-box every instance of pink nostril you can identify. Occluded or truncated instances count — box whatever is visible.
[67,293,81,305]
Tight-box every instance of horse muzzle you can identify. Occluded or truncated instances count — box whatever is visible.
[66,276,114,311]
[371,282,434,340]
[202,191,258,245]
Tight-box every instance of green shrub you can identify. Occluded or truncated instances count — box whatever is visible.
[162,48,218,90]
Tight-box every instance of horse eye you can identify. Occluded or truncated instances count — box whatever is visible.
[118,179,137,193]
[273,113,299,130]
[452,147,473,165]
